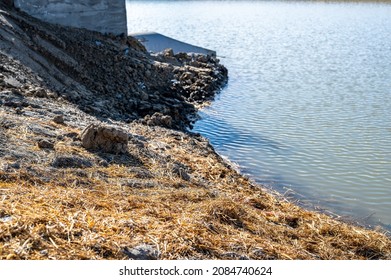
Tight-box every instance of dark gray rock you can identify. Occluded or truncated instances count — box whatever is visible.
[0,162,21,172]
[0,118,16,129]
[37,139,54,149]
[51,155,93,168]
[143,112,173,128]
[52,115,65,124]
[27,88,48,98]
[28,124,57,138]
[172,163,191,181]
[123,244,159,260]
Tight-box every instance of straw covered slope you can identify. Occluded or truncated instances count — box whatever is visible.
[1,4,390,260]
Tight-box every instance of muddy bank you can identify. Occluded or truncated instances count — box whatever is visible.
[1,4,391,260]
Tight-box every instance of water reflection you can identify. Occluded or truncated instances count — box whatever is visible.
[127,0,391,231]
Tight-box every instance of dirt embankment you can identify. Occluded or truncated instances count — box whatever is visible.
[1,4,390,260]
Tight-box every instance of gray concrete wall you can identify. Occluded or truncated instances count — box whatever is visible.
[14,0,127,35]
[132,32,216,57]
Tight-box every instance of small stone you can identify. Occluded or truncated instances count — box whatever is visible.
[47,91,58,99]
[163,48,174,57]
[143,112,173,128]
[10,162,20,169]
[180,72,194,81]
[172,163,190,181]
[123,244,159,260]
[27,88,48,98]
[0,215,12,223]
[34,88,48,98]
[40,250,48,256]
[4,77,22,88]
[52,115,65,124]
[51,156,93,168]
[28,124,57,138]
[62,132,80,141]
[37,139,54,149]
[0,162,20,172]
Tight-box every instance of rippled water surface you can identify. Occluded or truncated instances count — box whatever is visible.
[127,1,391,230]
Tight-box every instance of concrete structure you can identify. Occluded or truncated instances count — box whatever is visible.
[131,32,216,57]
[14,0,127,35]
[10,1,216,56]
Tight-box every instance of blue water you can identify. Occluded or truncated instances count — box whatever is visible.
[127,0,391,230]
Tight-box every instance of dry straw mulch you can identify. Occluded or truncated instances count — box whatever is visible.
[1,124,390,260]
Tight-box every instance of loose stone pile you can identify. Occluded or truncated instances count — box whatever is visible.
[0,5,227,130]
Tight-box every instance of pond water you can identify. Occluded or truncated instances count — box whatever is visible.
[127,0,391,230]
